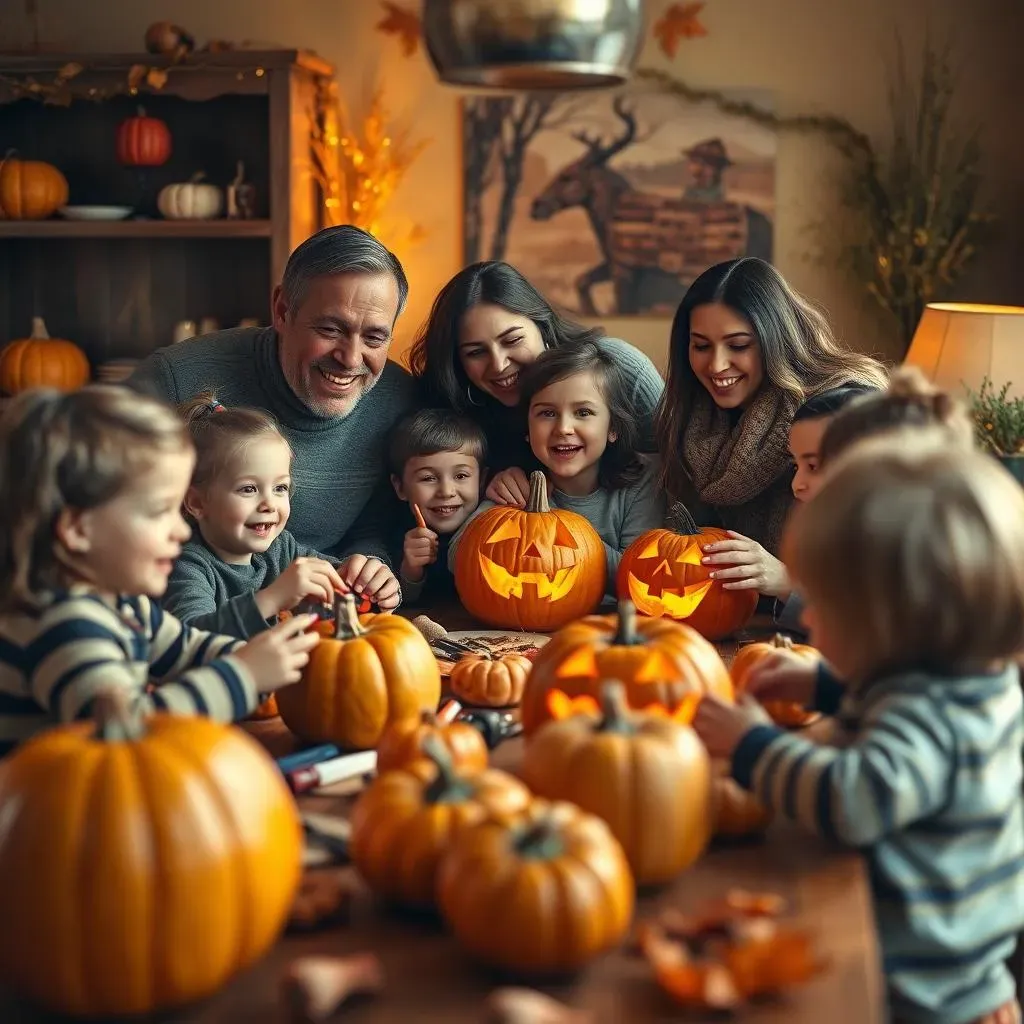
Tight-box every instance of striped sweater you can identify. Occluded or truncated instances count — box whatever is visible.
[732,664,1024,1024]
[0,588,259,755]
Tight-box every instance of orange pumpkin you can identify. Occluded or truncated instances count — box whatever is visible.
[248,692,279,720]
[437,798,635,973]
[276,593,441,750]
[350,734,531,909]
[522,681,711,885]
[0,690,302,1018]
[616,504,757,641]
[712,760,772,837]
[116,106,172,167]
[449,651,532,707]
[0,151,68,219]
[376,709,488,774]
[730,633,820,728]
[0,317,90,394]
[521,599,733,737]
[454,470,606,631]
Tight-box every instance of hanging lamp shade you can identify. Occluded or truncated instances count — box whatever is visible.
[422,0,646,90]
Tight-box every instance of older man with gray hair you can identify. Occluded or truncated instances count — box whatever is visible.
[129,224,417,607]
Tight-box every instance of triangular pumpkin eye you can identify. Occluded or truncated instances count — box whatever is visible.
[555,647,599,679]
[639,538,662,559]
[553,520,578,549]
[634,649,682,682]
[676,543,703,565]
[486,519,522,544]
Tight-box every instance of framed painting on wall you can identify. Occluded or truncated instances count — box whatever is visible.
[461,85,776,317]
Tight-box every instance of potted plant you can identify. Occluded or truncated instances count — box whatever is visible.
[966,378,1024,484]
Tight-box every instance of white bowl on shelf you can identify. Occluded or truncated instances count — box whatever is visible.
[59,205,134,221]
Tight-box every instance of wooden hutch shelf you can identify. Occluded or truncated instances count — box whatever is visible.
[0,49,333,367]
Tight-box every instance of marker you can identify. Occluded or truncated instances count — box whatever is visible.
[412,503,427,529]
[437,698,462,724]
[286,750,378,795]
[276,743,340,775]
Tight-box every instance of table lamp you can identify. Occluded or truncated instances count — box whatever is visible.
[903,303,1024,398]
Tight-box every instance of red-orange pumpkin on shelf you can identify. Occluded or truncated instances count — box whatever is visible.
[0,152,68,220]
[616,504,757,641]
[0,317,90,394]
[730,634,821,728]
[454,471,606,632]
[116,106,172,167]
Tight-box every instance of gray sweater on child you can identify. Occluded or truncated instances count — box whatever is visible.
[164,531,325,638]
[129,326,417,562]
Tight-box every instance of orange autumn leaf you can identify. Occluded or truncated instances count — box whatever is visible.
[546,689,600,720]
[376,1,422,57]
[653,2,708,59]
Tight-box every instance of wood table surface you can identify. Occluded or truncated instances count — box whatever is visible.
[0,603,885,1023]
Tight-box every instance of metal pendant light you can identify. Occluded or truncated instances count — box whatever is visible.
[423,0,646,90]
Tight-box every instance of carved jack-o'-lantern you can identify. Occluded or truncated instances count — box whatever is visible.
[616,505,757,641]
[454,471,606,632]
[520,599,733,736]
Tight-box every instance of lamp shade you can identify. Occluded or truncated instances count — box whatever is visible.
[422,0,645,90]
[904,303,1024,398]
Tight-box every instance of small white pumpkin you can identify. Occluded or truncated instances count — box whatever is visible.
[157,173,223,220]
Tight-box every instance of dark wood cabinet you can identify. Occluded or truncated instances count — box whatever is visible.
[0,49,333,369]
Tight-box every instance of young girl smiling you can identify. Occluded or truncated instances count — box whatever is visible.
[451,341,664,591]
[0,386,319,754]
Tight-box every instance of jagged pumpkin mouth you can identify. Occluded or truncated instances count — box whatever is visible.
[479,555,581,601]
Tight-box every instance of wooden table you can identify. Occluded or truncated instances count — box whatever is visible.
[0,606,885,1023]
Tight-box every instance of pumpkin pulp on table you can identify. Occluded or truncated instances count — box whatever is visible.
[521,599,733,736]
[0,689,302,1018]
[350,734,531,909]
[437,797,635,973]
[275,592,441,750]
[522,681,712,885]
[454,470,606,631]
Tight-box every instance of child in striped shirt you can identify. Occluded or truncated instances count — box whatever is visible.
[0,386,320,754]
[694,434,1024,1024]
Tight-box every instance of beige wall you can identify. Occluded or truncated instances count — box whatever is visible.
[7,0,1023,371]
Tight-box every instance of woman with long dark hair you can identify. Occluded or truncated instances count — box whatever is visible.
[408,261,663,502]
[656,257,889,566]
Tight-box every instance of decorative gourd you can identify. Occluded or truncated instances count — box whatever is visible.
[616,504,757,641]
[0,317,90,394]
[276,593,441,750]
[730,633,821,728]
[454,470,606,631]
[712,760,772,837]
[376,709,488,775]
[248,693,279,720]
[0,151,68,219]
[116,106,172,166]
[521,599,733,737]
[0,690,302,1018]
[157,173,224,220]
[448,651,532,707]
[522,681,711,885]
[349,735,531,909]
[437,798,635,973]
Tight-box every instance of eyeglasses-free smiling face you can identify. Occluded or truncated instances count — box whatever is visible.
[688,301,765,410]
[392,447,482,534]
[186,434,293,564]
[458,302,546,407]
[528,370,616,496]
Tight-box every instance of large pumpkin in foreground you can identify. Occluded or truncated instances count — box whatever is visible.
[276,593,441,749]
[455,470,606,631]
[521,599,733,737]
[0,690,302,1018]
[617,505,757,641]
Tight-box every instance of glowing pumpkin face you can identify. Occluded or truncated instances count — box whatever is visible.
[616,521,757,641]
[521,600,733,736]
[455,472,606,632]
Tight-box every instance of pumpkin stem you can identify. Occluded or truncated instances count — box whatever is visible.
[332,592,367,641]
[598,680,634,734]
[93,688,146,742]
[666,501,701,535]
[30,316,49,340]
[136,105,148,118]
[421,732,475,804]
[525,471,550,514]
[189,171,207,184]
[614,599,642,646]
[771,634,794,650]
[515,813,566,860]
